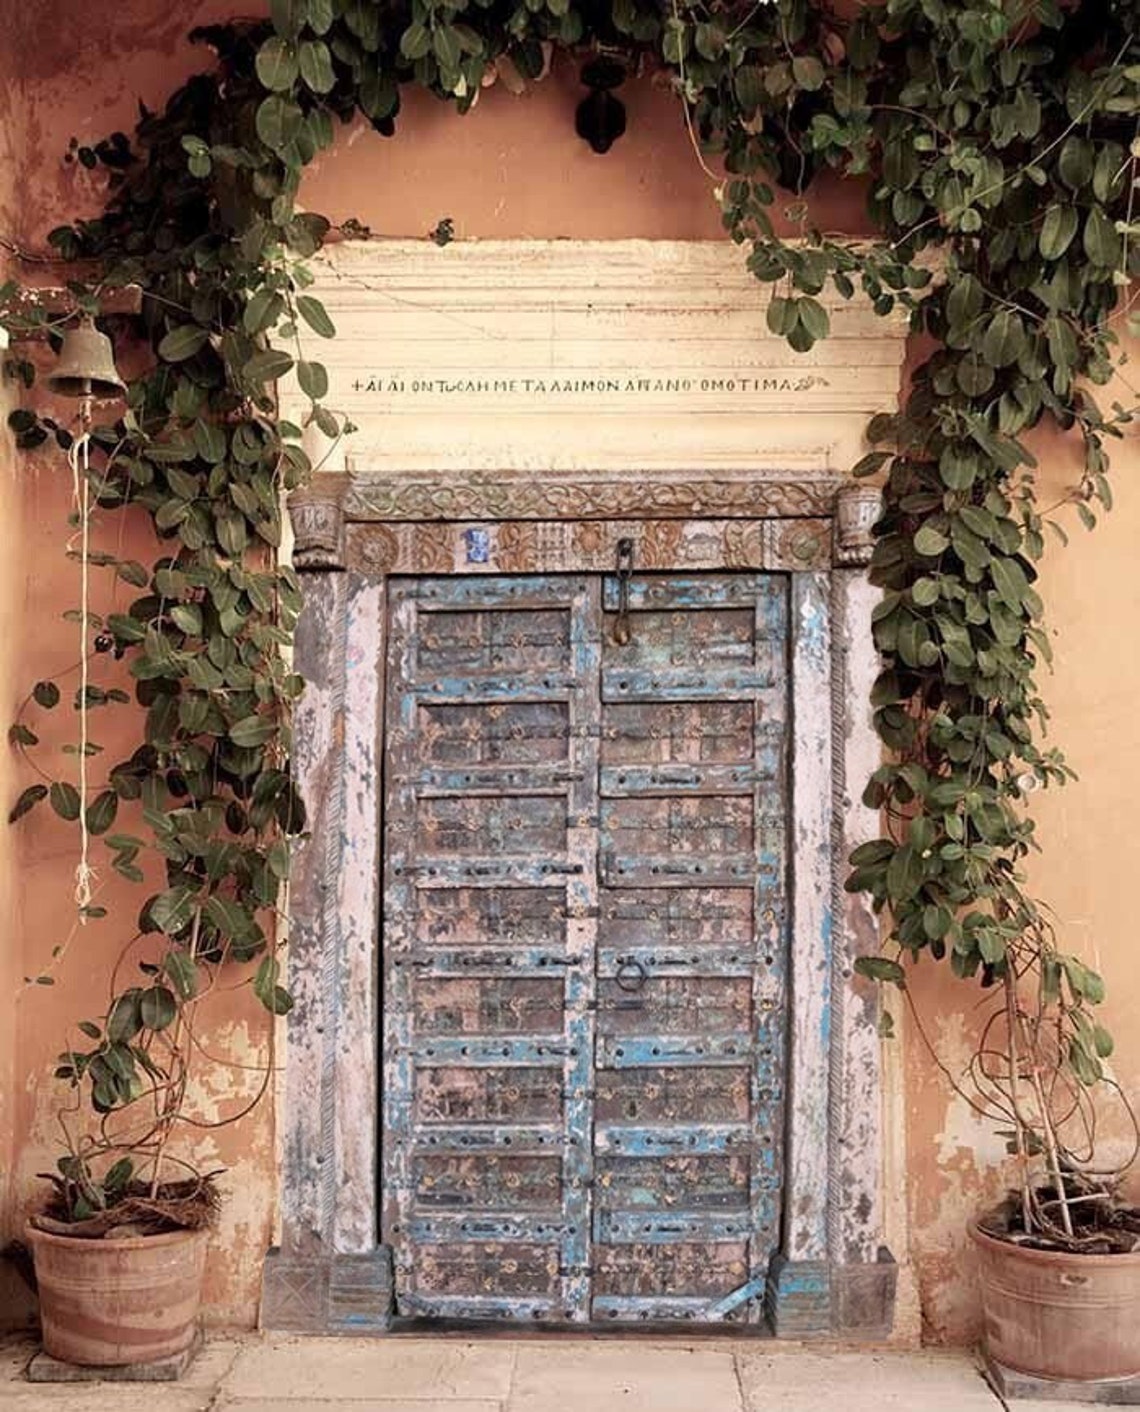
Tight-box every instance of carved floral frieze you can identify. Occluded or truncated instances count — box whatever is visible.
[342,471,841,523]
[341,517,835,576]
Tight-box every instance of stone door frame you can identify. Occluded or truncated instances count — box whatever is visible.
[261,467,895,1337]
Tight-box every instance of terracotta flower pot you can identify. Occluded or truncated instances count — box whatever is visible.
[26,1222,207,1367]
[971,1221,1140,1383]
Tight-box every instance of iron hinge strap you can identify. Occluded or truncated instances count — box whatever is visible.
[705,1274,767,1320]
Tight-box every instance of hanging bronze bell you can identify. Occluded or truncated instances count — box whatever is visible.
[46,316,125,400]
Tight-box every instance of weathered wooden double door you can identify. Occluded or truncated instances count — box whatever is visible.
[382,571,789,1323]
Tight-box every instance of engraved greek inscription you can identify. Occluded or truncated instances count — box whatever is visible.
[345,372,829,400]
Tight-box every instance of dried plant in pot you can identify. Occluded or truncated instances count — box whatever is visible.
[959,924,1140,1388]
[867,911,1140,1389]
[22,923,261,1369]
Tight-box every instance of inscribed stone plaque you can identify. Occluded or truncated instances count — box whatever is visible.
[283,240,909,475]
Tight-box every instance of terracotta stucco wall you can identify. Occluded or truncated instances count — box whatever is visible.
[2,3,1137,1341]
[0,4,29,1322]
[905,382,1140,1343]
[2,0,280,1329]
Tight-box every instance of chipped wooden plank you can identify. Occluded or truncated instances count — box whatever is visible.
[560,577,602,1321]
[594,1124,751,1155]
[749,577,791,1318]
[600,763,762,794]
[334,576,384,1253]
[603,669,782,702]
[785,573,833,1266]
[411,1036,581,1066]
[406,1214,571,1242]
[597,1034,766,1068]
[596,1210,758,1244]
[834,570,886,1266]
[280,572,347,1255]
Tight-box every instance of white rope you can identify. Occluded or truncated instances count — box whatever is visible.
[69,401,96,916]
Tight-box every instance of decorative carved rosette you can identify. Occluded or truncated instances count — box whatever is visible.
[347,523,400,575]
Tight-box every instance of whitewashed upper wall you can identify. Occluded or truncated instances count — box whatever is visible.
[285,240,910,476]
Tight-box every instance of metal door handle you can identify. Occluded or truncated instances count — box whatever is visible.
[615,958,649,992]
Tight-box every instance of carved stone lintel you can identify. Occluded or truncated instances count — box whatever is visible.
[344,468,842,523]
[289,474,349,572]
[835,483,883,567]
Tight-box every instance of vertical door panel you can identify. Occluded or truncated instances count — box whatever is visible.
[592,573,788,1324]
[383,576,599,1322]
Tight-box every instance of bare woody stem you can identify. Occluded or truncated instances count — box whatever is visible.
[149,907,201,1200]
[1003,971,1034,1234]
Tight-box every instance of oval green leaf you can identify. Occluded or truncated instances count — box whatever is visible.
[158,325,209,363]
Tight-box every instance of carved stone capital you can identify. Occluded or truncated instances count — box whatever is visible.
[289,474,349,573]
[834,483,883,567]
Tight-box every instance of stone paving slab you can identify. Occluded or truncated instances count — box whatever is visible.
[984,1355,1140,1407]
[1014,1405,1140,1411]
[512,1341,743,1412]
[225,1338,516,1402]
[736,1350,998,1411]
[27,1331,204,1383]
[0,1388,215,1411]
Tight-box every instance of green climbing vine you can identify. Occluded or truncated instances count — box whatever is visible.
[1,0,1138,1233]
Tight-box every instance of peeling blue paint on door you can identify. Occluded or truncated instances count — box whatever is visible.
[382,573,789,1324]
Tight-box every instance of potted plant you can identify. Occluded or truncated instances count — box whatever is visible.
[19,881,294,1368]
[962,922,1140,1388]
[854,865,1139,1392]
[851,525,1140,1389]
[3,295,308,1367]
[852,530,1140,1392]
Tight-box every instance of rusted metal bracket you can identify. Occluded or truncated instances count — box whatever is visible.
[611,535,635,644]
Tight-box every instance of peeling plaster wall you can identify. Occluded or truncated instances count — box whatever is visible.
[1,1,1138,1341]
